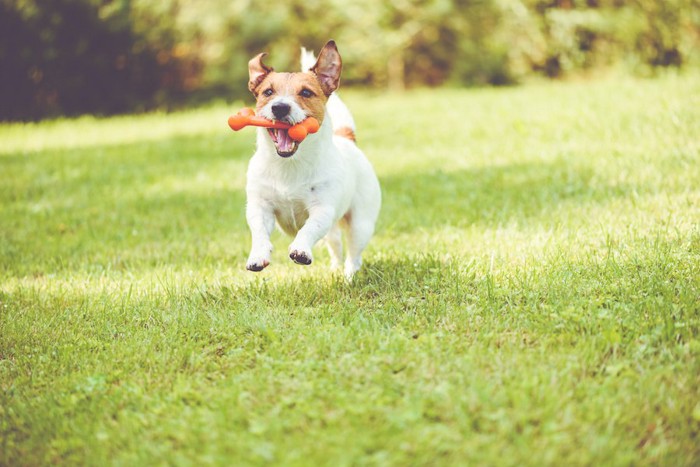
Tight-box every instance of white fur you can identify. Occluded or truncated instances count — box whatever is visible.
[327,94,356,132]
[244,47,381,279]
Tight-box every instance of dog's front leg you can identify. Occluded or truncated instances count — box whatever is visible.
[246,199,275,272]
[288,205,336,266]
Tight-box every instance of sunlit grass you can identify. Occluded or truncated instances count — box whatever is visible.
[1,73,699,465]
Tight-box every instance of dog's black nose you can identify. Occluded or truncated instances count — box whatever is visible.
[271,102,291,119]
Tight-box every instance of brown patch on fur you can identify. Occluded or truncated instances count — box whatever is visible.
[253,72,328,125]
[334,126,356,142]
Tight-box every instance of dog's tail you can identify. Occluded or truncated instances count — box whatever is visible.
[300,47,317,73]
[301,47,357,143]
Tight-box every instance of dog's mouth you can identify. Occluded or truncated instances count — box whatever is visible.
[267,128,299,158]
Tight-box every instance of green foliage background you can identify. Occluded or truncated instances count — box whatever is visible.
[1,0,699,119]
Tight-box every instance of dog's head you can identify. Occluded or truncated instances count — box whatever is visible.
[248,40,342,158]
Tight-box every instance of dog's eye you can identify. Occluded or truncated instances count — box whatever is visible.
[262,88,274,97]
[299,88,314,98]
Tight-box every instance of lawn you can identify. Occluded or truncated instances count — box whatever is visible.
[1,73,699,465]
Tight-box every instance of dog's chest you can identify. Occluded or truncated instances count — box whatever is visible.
[262,181,321,236]
[273,196,309,236]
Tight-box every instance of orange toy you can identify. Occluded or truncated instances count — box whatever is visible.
[228,107,320,142]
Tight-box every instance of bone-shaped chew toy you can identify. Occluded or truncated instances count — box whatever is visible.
[228,107,320,142]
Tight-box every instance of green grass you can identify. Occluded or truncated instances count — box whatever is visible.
[1,73,699,465]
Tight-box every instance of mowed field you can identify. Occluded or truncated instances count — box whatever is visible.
[1,73,699,465]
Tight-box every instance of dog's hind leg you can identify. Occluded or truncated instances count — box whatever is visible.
[324,224,343,271]
[342,216,375,280]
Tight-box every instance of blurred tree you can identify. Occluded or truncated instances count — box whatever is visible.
[0,0,202,120]
[1,0,697,119]
[517,0,699,77]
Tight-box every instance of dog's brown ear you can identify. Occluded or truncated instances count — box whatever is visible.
[248,53,274,94]
[310,40,342,96]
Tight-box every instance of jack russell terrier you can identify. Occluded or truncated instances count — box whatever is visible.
[244,40,381,279]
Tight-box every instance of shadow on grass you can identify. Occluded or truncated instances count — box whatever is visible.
[224,255,471,306]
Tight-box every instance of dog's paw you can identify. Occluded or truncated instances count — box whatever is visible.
[246,258,270,272]
[246,250,271,272]
[289,249,313,265]
[247,242,273,272]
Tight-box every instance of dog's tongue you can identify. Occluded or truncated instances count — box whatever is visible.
[277,129,294,153]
